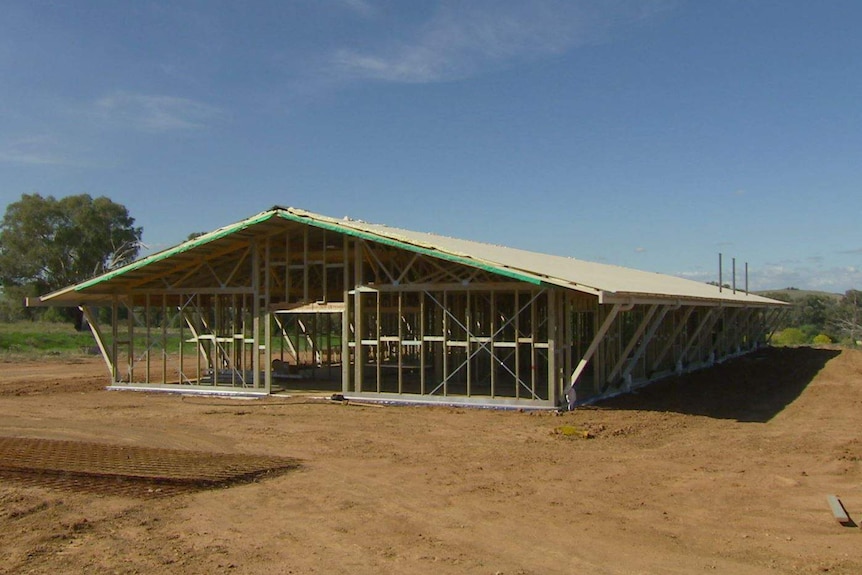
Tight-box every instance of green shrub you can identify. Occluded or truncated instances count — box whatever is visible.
[812,334,832,345]
[773,327,808,346]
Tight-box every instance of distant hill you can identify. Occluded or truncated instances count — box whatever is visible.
[756,288,842,303]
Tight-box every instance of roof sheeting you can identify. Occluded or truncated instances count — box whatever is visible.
[277,207,782,306]
[36,206,784,307]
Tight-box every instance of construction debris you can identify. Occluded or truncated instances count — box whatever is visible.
[826,495,853,526]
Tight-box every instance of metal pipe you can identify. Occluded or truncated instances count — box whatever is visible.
[732,257,736,294]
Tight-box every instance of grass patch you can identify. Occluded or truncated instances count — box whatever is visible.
[0,320,343,360]
[0,321,209,359]
[0,322,94,355]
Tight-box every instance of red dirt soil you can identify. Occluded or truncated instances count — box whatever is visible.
[0,346,860,574]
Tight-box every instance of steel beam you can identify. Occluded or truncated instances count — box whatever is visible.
[713,307,742,361]
[651,306,695,373]
[80,305,114,379]
[252,239,261,390]
[565,303,622,409]
[264,236,272,394]
[607,304,658,385]
[676,307,720,370]
[621,304,672,384]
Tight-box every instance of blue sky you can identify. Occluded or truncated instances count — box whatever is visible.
[1,0,860,292]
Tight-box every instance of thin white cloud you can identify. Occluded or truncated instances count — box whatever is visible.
[0,93,222,168]
[676,270,712,283]
[634,246,647,253]
[681,263,862,292]
[0,149,63,166]
[338,0,376,17]
[677,267,771,291]
[0,135,80,166]
[756,265,862,292]
[329,1,662,84]
[95,92,222,133]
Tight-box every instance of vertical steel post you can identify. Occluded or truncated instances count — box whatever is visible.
[252,239,261,390]
[353,240,363,393]
[732,257,737,294]
[342,235,351,394]
[264,236,272,393]
[547,290,557,406]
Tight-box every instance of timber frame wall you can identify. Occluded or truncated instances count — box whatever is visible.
[77,220,781,408]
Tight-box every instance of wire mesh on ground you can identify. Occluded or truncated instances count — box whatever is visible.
[0,437,299,497]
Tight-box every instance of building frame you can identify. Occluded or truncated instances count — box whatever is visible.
[32,207,786,409]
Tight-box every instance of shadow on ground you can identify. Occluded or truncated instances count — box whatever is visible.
[595,346,841,422]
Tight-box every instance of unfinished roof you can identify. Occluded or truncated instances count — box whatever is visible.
[36,206,784,307]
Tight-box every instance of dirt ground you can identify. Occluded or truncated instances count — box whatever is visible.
[0,346,860,575]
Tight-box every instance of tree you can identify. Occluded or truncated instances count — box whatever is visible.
[0,193,143,326]
[797,294,836,328]
[761,291,840,341]
[831,290,862,347]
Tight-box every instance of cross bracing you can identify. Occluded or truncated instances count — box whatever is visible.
[31,207,787,408]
